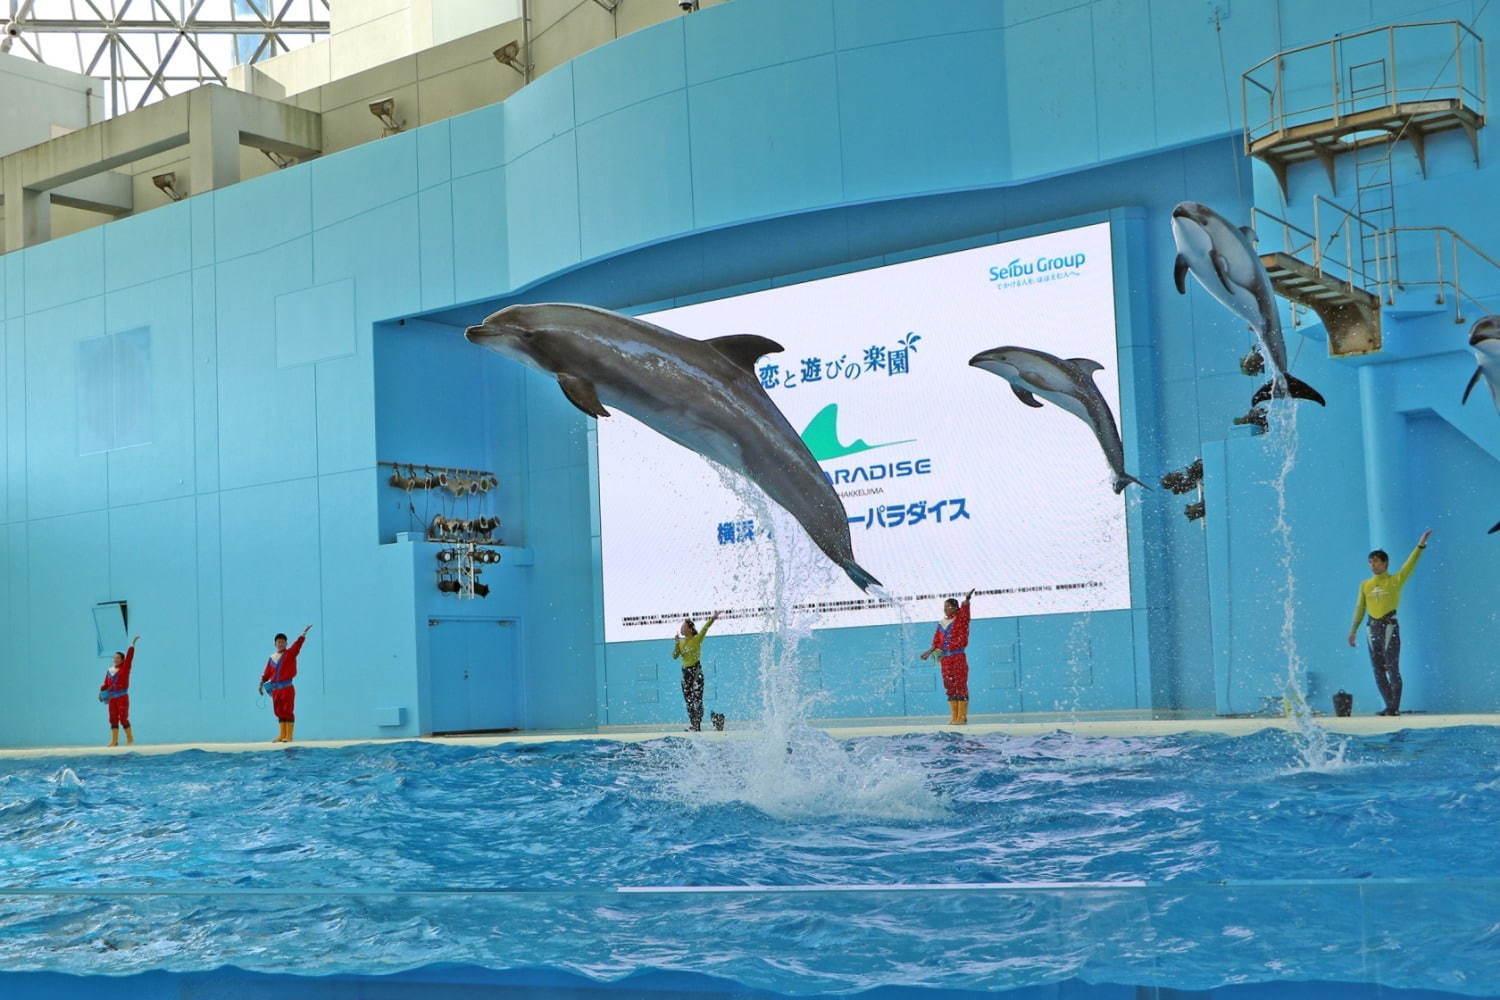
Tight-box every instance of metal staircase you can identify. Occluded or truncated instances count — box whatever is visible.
[1240,19,1491,356]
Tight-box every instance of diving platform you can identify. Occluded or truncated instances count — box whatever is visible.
[1241,20,1487,198]
[1261,250,1384,356]
[1249,99,1483,197]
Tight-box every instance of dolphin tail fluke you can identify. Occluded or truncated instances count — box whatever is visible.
[1112,473,1150,495]
[1251,374,1326,407]
[840,559,882,592]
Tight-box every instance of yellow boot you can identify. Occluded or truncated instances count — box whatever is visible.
[284,721,295,743]
[124,726,134,745]
[108,727,119,747]
[947,701,960,725]
[955,701,968,725]
[273,723,286,743]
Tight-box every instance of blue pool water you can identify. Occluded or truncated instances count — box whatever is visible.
[1,726,1498,997]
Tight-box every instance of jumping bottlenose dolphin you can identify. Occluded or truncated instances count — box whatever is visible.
[1461,315,1500,413]
[969,346,1146,494]
[1171,201,1326,408]
[465,303,881,590]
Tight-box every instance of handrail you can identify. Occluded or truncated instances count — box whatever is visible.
[1252,196,1385,299]
[1386,225,1500,322]
[1242,19,1482,76]
[1241,20,1485,150]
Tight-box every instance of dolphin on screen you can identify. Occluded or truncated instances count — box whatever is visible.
[465,303,882,591]
[969,345,1146,494]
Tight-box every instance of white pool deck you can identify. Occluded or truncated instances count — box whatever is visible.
[2,711,1496,759]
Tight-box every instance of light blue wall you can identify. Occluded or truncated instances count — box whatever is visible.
[3,0,1500,745]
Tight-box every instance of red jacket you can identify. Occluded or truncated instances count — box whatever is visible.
[932,602,971,660]
[261,635,305,687]
[101,646,135,693]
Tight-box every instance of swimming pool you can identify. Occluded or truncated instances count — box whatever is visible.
[2,724,1497,998]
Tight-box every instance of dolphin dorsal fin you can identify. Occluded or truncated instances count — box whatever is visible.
[705,334,784,373]
[1067,357,1105,376]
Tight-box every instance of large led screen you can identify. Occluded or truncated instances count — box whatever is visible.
[598,221,1131,641]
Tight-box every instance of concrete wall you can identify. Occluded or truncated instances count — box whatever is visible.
[2,0,1499,747]
[0,52,108,241]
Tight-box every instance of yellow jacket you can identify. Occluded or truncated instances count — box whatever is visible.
[1350,544,1425,632]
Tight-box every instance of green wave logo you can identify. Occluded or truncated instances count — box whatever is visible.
[799,403,914,462]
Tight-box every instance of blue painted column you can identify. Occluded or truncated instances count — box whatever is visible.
[1357,361,1432,711]
[1358,364,1407,553]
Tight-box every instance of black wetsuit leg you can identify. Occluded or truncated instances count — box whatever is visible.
[1367,614,1402,713]
[682,663,705,731]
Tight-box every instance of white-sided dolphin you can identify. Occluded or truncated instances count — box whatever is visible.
[465,303,881,591]
[969,346,1146,494]
[1171,201,1326,408]
[1461,315,1500,413]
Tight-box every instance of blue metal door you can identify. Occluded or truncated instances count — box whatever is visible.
[428,619,520,733]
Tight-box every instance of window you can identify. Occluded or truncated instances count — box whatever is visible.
[77,327,152,455]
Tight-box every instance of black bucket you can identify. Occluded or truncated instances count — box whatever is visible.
[1332,690,1353,717]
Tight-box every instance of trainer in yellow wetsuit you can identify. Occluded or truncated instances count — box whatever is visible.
[671,612,722,732]
[1346,529,1432,717]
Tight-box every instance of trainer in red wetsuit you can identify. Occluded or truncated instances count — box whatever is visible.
[921,589,975,726]
[99,635,140,746]
[260,625,312,743]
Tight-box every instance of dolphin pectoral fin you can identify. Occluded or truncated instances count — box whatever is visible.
[704,334,785,373]
[1067,357,1105,375]
[1490,520,1500,535]
[1210,250,1237,296]
[1462,367,1483,405]
[1011,384,1044,408]
[1174,254,1189,294]
[557,374,611,418]
[1240,225,1259,245]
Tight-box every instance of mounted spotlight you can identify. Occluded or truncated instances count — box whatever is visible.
[1159,458,1203,495]
[368,98,405,136]
[492,41,528,77]
[1240,346,1265,377]
[677,0,699,10]
[152,172,184,202]
[1184,500,1206,522]
[1232,406,1268,433]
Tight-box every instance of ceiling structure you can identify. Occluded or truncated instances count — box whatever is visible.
[1,0,329,118]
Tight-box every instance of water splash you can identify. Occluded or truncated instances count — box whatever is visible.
[649,471,947,822]
[1263,402,1348,772]
[51,767,85,789]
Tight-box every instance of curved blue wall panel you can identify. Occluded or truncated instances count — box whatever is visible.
[2,0,1498,745]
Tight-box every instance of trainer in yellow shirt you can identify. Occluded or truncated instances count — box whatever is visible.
[1346,529,1432,716]
[672,612,720,732]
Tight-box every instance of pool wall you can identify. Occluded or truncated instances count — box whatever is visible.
[2,0,1499,746]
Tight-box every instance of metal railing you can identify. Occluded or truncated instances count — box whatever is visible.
[1242,20,1486,149]
[1252,201,1500,325]
[1386,225,1500,322]
[1252,195,1387,298]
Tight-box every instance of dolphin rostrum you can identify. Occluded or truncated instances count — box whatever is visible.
[465,303,881,590]
[969,346,1146,494]
[1461,315,1500,413]
[1171,201,1326,408]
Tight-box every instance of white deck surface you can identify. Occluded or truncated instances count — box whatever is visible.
[2,712,1494,758]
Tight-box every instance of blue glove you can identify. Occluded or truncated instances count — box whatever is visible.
[98,692,107,702]
[258,682,266,696]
